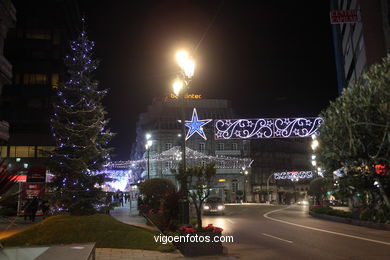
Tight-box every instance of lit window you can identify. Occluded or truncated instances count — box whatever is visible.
[0,146,8,158]
[23,74,48,85]
[9,146,35,158]
[51,74,59,88]
[25,29,51,40]
[37,146,56,157]
[52,31,60,45]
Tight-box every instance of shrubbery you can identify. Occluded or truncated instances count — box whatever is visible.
[310,206,352,218]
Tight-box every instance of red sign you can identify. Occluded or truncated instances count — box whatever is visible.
[20,183,45,200]
[330,10,359,24]
[375,164,388,175]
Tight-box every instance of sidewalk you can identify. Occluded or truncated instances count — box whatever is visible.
[109,199,155,230]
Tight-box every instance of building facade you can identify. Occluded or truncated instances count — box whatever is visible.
[331,0,390,93]
[250,138,312,204]
[0,0,80,170]
[0,0,16,143]
[132,96,251,202]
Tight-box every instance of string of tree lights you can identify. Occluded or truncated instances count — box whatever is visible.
[48,19,114,215]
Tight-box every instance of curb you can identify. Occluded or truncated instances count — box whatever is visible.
[309,211,390,231]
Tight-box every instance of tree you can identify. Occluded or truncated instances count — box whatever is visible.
[316,54,390,213]
[173,163,216,230]
[48,22,114,215]
[139,178,176,210]
[308,177,332,205]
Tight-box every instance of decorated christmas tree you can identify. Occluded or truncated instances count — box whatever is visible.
[48,20,114,215]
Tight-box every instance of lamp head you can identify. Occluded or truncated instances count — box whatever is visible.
[173,79,184,96]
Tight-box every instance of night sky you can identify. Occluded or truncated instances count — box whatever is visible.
[79,1,339,160]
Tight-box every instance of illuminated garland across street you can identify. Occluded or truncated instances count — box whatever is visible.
[273,171,313,180]
[215,117,323,140]
[106,146,253,171]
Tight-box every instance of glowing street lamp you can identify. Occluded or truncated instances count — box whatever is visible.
[173,79,184,96]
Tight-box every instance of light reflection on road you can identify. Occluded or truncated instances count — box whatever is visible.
[202,215,232,233]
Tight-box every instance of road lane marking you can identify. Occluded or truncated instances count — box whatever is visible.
[226,219,235,224]
[261,233,293,244]
[263,207,390,246]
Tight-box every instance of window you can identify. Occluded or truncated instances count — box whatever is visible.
[14,73,20,85]
[232,143,237,150]
[165,161,172,169]
[0,146,7,158]
[51,74,59,89]
[232,180,238,192]
[165,143,172,151]
[37,146,56,157]
[199,143,205,151]
[52,31,60,45]
[25,29,51,40]
[9,146,35,158]
[201,161,206,167]
[23,74,48,85]
[218,143,224,150]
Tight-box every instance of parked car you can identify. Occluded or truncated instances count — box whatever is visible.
[203,197,225,215]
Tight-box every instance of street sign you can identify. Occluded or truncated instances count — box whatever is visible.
[330,10,359,24]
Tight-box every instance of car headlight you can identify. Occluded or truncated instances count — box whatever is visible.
[217,205,224,210]
[203,205,210,210]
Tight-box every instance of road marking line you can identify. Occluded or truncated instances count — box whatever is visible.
[261,233,293,244]
[263,207,390,246]
[226,219,235,224]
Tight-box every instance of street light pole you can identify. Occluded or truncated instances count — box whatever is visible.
[145,134,152,180]
[266,173,274,204]
[173,50,195,225]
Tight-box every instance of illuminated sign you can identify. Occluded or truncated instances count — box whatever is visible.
[170,93,202,99]
[330,10,359,24]
[375,164,389,175]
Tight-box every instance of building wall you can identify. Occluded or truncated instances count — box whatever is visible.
[331,0,390,93]
[0,0,16,142]
[0,0,80,168]
[250,138,312,203]
[132,96,251,202]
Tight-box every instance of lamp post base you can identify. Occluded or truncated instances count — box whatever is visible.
[178,199,189,225]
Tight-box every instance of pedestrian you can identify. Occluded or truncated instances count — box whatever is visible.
[29,197,39,222]
[119,192,124,206]
[23,200,31,221]
[40,200,50,219]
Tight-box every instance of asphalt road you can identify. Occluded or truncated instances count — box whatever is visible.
[202,204,390,260]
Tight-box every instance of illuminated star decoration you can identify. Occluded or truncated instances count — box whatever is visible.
[185,108,212,140]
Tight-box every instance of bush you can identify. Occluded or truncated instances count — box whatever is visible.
[139,178,176,210]
[310,206,352,218]
[360,208,390,223]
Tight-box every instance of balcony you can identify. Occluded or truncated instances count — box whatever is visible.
[216,168,241,174]
[215,150,241,156]
[0,121,10,141]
